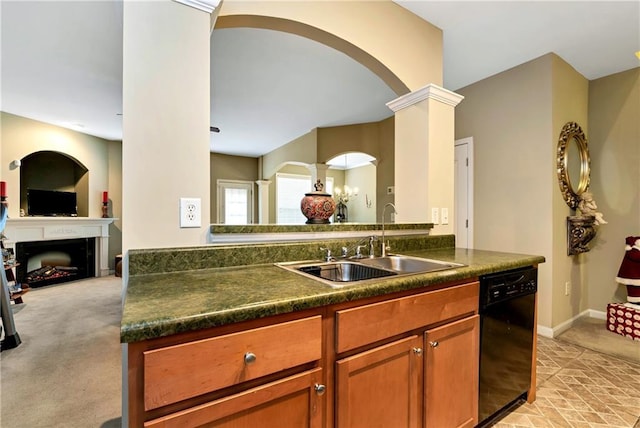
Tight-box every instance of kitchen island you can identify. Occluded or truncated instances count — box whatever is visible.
[122,234,544,427]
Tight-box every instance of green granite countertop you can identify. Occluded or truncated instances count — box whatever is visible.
[121,247,545,343]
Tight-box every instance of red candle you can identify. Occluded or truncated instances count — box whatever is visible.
[0,181,6,198]
[102,191,108,203]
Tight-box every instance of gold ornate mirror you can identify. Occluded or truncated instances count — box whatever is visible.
[557,122,590,209]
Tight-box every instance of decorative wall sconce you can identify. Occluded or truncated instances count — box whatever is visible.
[557,122,606,255]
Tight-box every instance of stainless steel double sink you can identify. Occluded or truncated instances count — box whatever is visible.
[276,255,464,288]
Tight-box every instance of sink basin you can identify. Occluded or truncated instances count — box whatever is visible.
[297,261,396,283]
[276,255,463,288]
[357,255,464,274]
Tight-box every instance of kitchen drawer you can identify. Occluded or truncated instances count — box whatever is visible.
[336,282,478,353]
[144,315,322,410]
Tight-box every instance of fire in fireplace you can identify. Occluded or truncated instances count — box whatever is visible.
[15,238,95,288]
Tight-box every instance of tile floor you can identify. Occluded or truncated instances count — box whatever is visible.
[491,336,640,427]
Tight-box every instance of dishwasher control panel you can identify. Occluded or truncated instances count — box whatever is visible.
[480,267,538,307]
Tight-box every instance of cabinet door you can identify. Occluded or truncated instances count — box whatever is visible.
[144,368,324,428]
[336,335,423,428]
[424,315,479,428]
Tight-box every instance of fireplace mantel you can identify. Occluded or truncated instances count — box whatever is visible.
[3,217,116,277]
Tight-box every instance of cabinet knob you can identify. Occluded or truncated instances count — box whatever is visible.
[412,347,423,355]
[429,341,439,348]
[314,384,326,396]
[244,352,257,364]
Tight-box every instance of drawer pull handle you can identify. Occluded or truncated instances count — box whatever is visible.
[412,347,423,355]
[314,384,326,396]
[429,341,439,348]
[244,352,257,364]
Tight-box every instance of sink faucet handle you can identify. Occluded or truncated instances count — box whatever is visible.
[319,247,333,262]
[355,245,363,258]
[341,246,349,258]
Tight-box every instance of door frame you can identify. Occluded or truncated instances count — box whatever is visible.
[454,137,474,249]
[216,179,254,224]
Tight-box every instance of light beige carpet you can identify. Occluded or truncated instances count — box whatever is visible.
[1,275,123,428]
[556,316,640,364]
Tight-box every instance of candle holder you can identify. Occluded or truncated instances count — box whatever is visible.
[102,201,109,218]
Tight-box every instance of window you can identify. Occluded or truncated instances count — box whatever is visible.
[217,180,253,224]
[276,173,333,224]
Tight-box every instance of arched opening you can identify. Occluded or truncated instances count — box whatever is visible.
[19,150,89,217]
[327,152,377,223]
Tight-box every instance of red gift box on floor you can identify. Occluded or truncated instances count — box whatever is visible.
[607,303,640,341]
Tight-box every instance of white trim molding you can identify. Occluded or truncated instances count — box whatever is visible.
[173,0,220,13]
[4,217,116,277]
[386,83,464,112]
[537,309,608,338]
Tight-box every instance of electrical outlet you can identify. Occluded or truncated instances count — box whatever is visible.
[180,198,201,228]
[565,281,571,296]
[431,208,439,224]
[441,208,449,225]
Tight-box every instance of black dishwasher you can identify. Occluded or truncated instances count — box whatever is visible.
[478,266,537,426]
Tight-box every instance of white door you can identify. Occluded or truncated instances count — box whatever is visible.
[454,138,474,248]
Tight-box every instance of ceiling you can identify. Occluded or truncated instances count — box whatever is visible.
[2,1,638,158]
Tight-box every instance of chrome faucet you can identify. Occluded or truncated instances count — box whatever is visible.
[381,203,397,257]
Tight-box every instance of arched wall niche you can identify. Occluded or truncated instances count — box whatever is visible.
[19,150,90,217]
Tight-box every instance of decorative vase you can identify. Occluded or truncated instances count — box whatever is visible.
[300,192,336,224]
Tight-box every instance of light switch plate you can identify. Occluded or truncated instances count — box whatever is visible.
[431,208,439,224]
[441,208,449,225]
[180,198,201,228]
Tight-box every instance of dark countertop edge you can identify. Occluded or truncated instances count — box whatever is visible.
[120,251,545,343]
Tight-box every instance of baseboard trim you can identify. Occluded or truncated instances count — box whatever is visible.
[537,308,607,338]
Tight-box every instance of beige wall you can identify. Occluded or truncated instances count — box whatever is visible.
[1,112,112,219]
[0,112,123,269]
[587,68,640,310]
[122,1,211,250]
[262,129,317,179]
[455,54,634,331]
[210,153,259,223]
[550,55,589,327]
[345,163,376,223]
[455,54,556,328]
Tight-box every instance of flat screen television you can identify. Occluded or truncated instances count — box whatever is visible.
[27,189,78,216]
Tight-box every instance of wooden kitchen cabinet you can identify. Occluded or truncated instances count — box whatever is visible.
[128,281,480,428]
[335,336,423,428]
[425,315,479,428]
[334,281,479,428]
[144,368,324,428]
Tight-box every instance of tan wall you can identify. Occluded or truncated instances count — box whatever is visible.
[210,153,259,223]
[0,112,112,219]
[262,129,317,179]
[455,54,555,328]
[0,112,123,269]
[587,67,640,310]
[345,163,376,223]
[122,0,211,250]
[550,55,589,327]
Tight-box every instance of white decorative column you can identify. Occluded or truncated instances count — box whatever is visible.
[387,84,464,234]
[255,180,271,224]
[306,163,330,192]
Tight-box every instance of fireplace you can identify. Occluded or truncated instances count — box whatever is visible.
[15,238,96,288]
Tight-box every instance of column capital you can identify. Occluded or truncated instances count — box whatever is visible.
[386,83,464,112]
[173,0,220,13]
[255,180,272,187]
